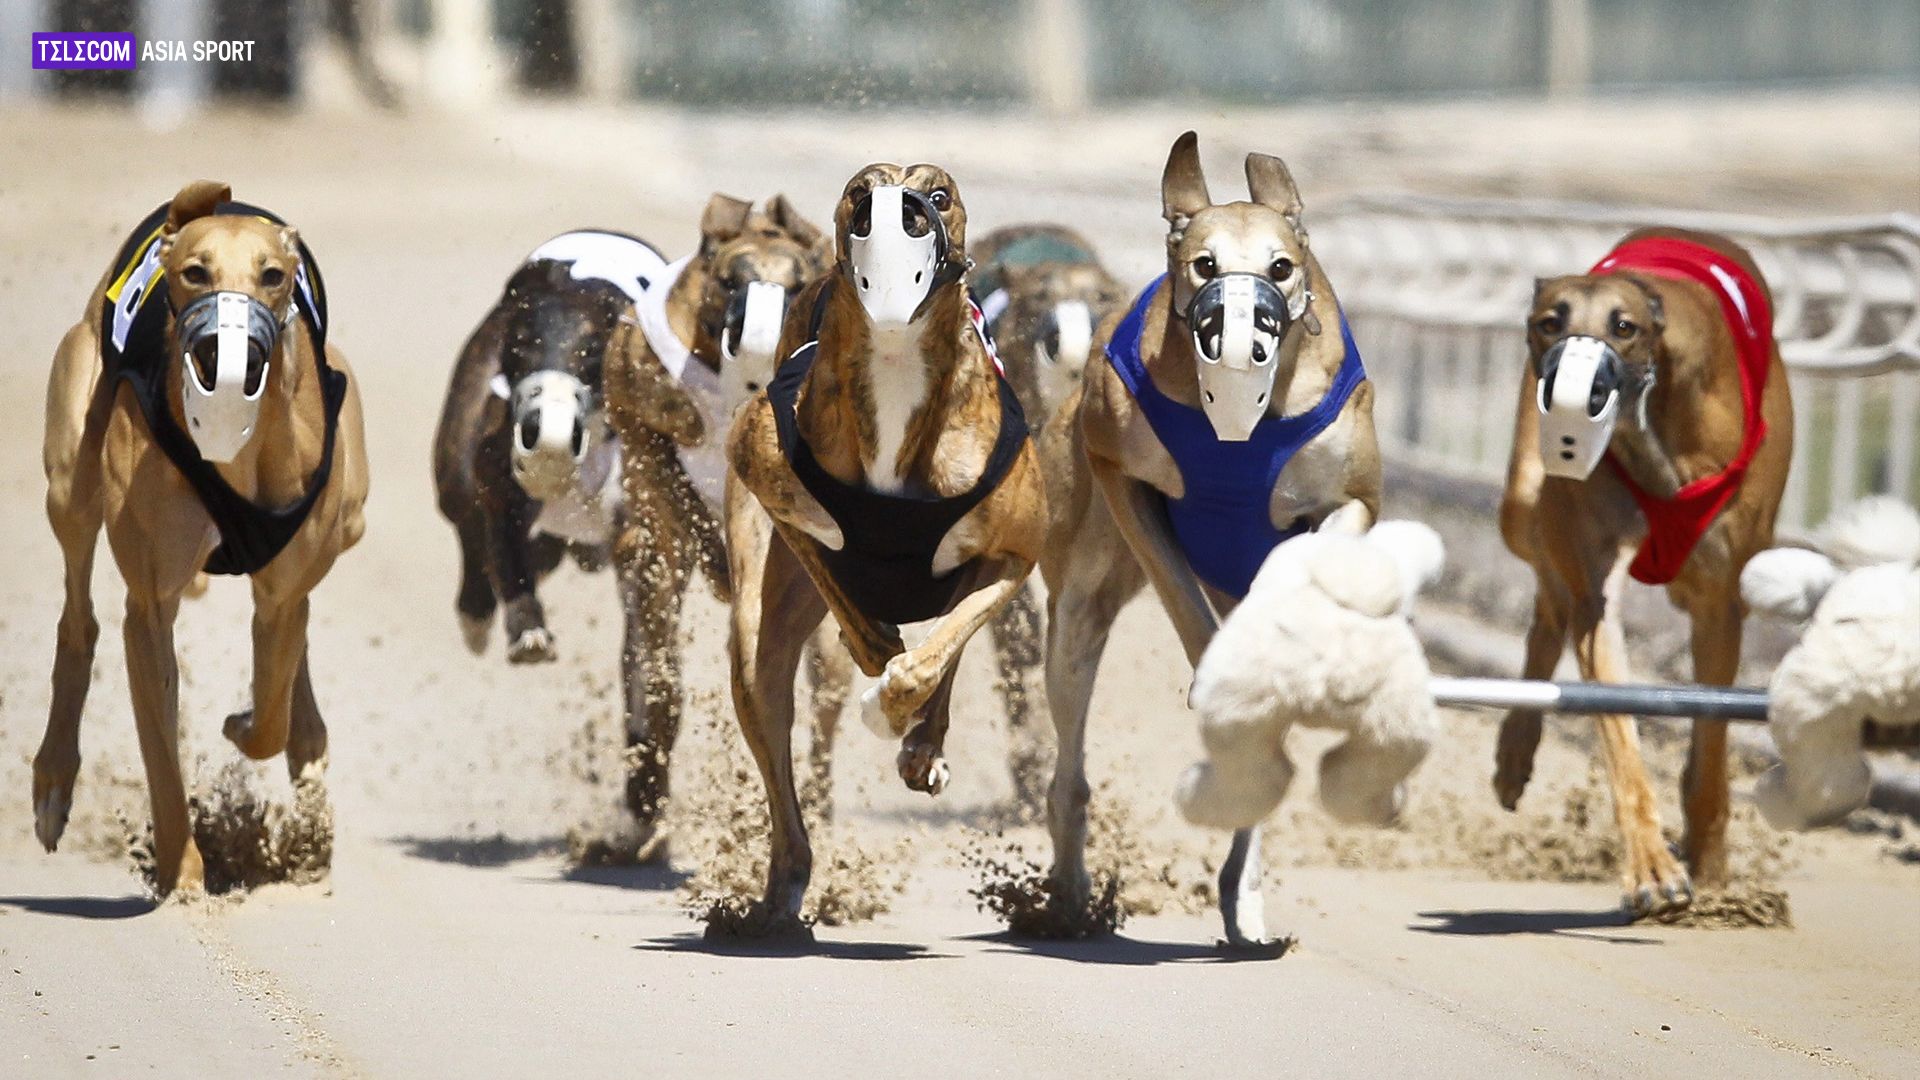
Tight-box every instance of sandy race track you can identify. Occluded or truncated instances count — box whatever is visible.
[2,95,1918,1078]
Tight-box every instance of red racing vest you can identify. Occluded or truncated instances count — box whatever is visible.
[1593,236,1774,586]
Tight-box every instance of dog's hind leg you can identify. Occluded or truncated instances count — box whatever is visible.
[727,508,827,935]
[615,521,694,843]
[800,628,852,822]
[34,325,112,853]
[1680,594,1741,886]
[1494,574,1569,810]
[989,583,1049,818]
[224,593,310,761]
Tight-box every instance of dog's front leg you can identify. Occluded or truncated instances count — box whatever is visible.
[859,564,1032,795]
[1568,547,1693,917]
[222,592,310,762]
[478,444,554,664]
[1091,457,1218,667]
[121,587,203,896]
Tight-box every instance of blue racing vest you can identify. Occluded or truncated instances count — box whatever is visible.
[1104,275,1366,599]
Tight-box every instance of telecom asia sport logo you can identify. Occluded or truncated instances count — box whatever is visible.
[32,32,257,71]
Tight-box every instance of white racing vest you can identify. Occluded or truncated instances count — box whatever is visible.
[634,254,733,510]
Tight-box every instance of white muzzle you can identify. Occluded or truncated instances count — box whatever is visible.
[1190,275,1288,442]
[848,184,940,325]
[1037,300,1093,405]
[1536,335,1624,480]
[178,290,280,463]
[510,370,592,501]
[721,279,788,400]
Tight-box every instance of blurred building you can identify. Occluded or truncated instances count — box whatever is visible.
[2,0,1916,108]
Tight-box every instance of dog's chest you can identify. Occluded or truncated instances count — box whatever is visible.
[862,322,931,493]
[1269,406,1356,525]
[531,422,622,546]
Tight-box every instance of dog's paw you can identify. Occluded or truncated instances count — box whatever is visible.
[459,611,491,655]
[33,786,71,853]
[897,741,949,796]
[506,627,557,664]
[859,672,901,739]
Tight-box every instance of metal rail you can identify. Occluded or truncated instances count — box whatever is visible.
[1430,676,1770,721]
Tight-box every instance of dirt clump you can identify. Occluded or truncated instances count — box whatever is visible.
[131,760,332,896]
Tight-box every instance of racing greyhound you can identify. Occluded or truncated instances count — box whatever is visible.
[1496,227,1793,915]
[724,164,1048,935]
[35,181,369,896]
[1036,133,1383,948]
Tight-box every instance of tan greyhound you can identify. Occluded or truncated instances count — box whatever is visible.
[1496,227,1793,916]
[34,180,368,897]
[724,164,1048,935]
[1036,133,1382,948]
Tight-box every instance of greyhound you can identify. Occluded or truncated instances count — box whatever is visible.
[34,180,369,896]
[1035,133,1382,948]
[722,165,1049,935]
[1496,227,1793,916]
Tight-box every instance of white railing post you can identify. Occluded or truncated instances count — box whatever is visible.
[139,0,211,119]
[1027,0,1090,116]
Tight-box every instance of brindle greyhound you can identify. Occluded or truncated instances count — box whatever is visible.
[434,230,662,667]
[971,224,1128,813]
[34,180,369,896]
[1496,227,1792,916]
[725,165,1048,935]
[1037,133,1382,948]
[598,195,853,845]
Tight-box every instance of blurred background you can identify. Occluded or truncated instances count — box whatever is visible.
[6,0,1916,108]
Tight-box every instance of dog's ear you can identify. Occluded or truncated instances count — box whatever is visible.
[166,180,231,233]
[765,193,826,253]
[1161,131,1210,236]
[699,193,754,255]
[1244,152,1303,227]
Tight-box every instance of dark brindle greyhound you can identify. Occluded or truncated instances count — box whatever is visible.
[433,230,666,665]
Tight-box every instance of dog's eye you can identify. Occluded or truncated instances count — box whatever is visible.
[1269,257,1294,281]
[261,267,286,289]
[1534,312,1564,337]
[182,264,211,287]
[1193,255,1217,280]
[928,188,951,211]
[1612,316,1637,339]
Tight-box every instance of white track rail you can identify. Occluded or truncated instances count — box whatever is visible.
[1314,196,1920,532]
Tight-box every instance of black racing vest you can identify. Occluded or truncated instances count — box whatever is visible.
[768,285,1029,625]
[100,201,345,576]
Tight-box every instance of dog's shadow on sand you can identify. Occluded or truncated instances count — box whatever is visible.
[969,931,1291,966]
[1411,908,1659,945]
[636,933,951,963]
[389,835,688,891]
[0,894,156,920]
